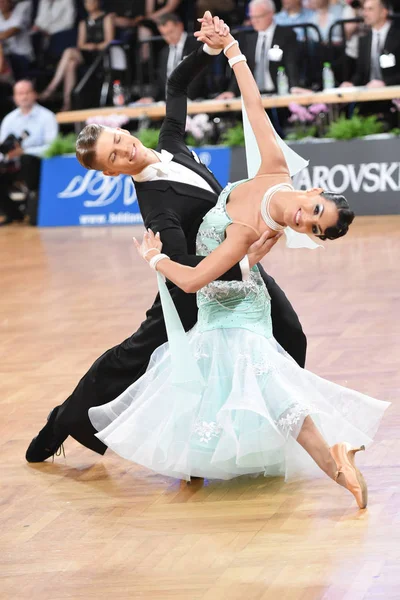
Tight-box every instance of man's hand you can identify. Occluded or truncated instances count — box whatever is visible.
[216,91,235,100]
[247,230,283,268]
[194,11,232,50]
[6,143,23,160]
[340,81,354,88]
[367,79,385,88]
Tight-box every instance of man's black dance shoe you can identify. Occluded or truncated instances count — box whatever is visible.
[25,406,67,462]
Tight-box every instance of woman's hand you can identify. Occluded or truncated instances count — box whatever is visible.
[133,229,162,262]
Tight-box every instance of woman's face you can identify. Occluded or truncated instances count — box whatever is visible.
[282,189,339,238]
[84,0,99,13]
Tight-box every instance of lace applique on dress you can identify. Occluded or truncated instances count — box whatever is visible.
[277,404,315,437]
[193,420,223,444]
[236,352,280,377]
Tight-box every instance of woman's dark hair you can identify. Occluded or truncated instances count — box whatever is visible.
[319,192,355,240]
[75,123,105,169]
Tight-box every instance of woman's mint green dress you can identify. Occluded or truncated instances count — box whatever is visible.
[89,182,389,481]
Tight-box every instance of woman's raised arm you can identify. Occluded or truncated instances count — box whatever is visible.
[195,18,289,177]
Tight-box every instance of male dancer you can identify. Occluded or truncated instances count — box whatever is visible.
[26,14,306,462]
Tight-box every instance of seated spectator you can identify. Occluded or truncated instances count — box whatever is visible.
[275,0,315,41]
[0,79,58,226]
[196,1,237,26]
[137,12,207,103]
[31,0,76,64]
[0,0,33,80]
[145,0,183,23]
[341,0,366,81]
[341,0,400,88]
[216,0,300,100]
[39,0,114,111]
[32,0,75,37]
[308,0,343,43]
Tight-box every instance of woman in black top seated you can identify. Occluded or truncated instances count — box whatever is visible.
[40,0,114,111]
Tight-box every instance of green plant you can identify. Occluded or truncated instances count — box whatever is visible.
[221,123,245,146]
[44,133,77,158]
[136,128,160,149]
[390,127,400,136]
[325,113,384,140]
[286,125,317,141]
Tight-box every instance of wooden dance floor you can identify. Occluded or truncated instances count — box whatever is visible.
[1,216,399,599]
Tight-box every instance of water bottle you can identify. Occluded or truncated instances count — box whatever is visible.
[277,66,289,96]
[322,62,335,90]
[112,80,125,107]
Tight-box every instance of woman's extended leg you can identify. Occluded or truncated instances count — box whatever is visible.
[296,415,367,508]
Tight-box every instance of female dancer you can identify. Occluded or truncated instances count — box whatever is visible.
[89,17,389,509]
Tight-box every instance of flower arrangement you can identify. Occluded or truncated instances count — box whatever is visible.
[185,113,213,146]
[286,102,329,140]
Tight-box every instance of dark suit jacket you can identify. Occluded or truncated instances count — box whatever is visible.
[227,26,300,95]
[136,45,242,281]
[352,24,400,86]
[153,35,209,101]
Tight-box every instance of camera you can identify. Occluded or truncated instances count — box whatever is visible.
[0,130,30,161]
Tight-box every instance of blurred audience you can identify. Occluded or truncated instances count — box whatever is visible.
[31,0,77,66]
[217,0,300,99]
[309,0,343,43]
[39,0,114,111]
[275,0,314,41]
[137,12,206,103]
[32,0,76,36]
[0,79,58,225]
[196,0,238,26]
[0,0,33,80]
[341,0,400,87]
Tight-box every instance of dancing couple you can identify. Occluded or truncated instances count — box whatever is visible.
[27,13,389,509]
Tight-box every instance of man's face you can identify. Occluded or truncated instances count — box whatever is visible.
[282,0,301,12]
[13,81,37,111]
[363,0,387,27]
[249,3,274,32]
[158,20,184,46]
[0,0,12,14]
[94,127,147,176]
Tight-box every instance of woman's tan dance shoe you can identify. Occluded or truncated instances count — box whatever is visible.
[330,443,368,509]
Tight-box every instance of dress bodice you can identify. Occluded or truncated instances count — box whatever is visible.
[195,180,273,338]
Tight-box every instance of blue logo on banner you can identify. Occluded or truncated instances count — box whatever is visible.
[38,148,231,227]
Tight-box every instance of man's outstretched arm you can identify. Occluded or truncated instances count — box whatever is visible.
[157,44,219,154]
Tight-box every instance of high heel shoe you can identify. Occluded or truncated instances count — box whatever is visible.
[330,443,368,509]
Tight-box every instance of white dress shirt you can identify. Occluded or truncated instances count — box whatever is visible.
[0,0,33,59]
[134,149,250,279]
[34,0,76,35]
[370,21,391,80]
[133,149,214,192]
[255,24,276,92]
[0,103,59,156]
[166,31,188,78]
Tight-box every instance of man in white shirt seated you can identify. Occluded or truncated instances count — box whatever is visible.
[0,79,58,225]
[31,0,77,64]
[0,0,33,79]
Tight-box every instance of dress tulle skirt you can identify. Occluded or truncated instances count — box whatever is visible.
[89,327,389,481]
